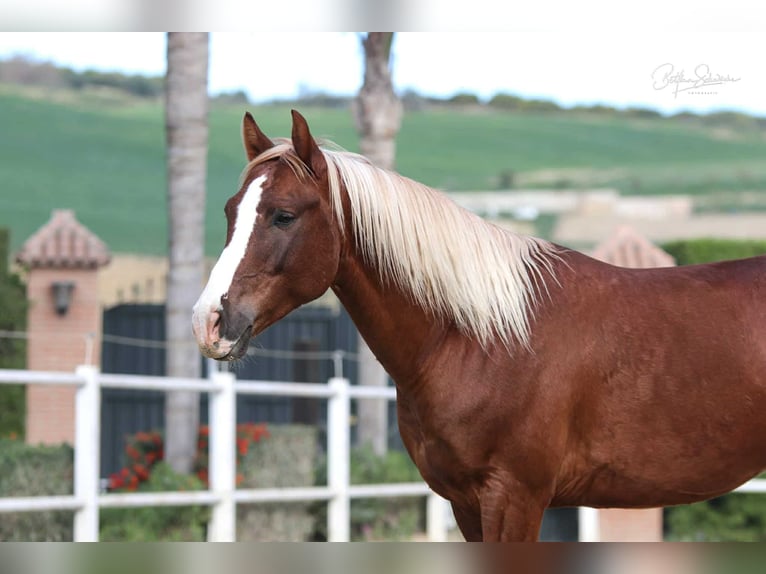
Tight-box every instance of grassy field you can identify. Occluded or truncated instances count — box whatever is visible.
[1,84,765,256]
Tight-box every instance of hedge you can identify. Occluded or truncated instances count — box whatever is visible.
[661,239,766,266]
[0,439,73,541]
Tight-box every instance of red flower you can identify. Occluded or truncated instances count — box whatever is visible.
[133,464,149,480]
[110,422,270,492]
[250,424,269,441]
[109,473,124,489]
[237,438,249,457]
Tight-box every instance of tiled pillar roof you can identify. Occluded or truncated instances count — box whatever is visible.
[16,209,110,269]
[591,225,675,268]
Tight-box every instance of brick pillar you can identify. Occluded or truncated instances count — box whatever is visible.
[598,508,663,542]
[16,210,110,445]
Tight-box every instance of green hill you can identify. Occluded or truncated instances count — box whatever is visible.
[1,85,765,257]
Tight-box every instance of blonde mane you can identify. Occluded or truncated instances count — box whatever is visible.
[248,141,559,349]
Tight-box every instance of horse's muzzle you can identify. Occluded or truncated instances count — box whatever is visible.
[192,303,253,361]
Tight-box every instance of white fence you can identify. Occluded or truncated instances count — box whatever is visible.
[0,365,451,542]
[1,366,765,542]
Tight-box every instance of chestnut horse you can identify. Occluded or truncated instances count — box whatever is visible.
[193,110,766,541]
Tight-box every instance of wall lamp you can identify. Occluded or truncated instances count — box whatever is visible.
[51,280,75,316]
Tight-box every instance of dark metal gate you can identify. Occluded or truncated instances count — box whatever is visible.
[100,303,358,476]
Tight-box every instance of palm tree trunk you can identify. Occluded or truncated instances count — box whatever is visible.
[353,33,402,169]
[352,33,402,455]
[164,32,209,473]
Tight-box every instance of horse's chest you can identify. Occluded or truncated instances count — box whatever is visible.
[396,398,482,504]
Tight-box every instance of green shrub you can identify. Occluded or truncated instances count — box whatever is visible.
[661,239,766,265]
[237,425,318,541]
[0,227,27,438]
[487,92,561,113]
[570,103,620,116]
[105,424,316,541]
[666,490,766,541]
[521,98,561,113]
[108,423,269,490]
[313,445,425,541]
[488,92,525,110]
[623,107,663,119]
[701,111,759,131]
[100,462,209,541]
[447,92,481,106]
[0,439,73,541]
[0,426,318,541]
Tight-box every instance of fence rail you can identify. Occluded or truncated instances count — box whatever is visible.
[0,366,451,542]
[2,366,765,542]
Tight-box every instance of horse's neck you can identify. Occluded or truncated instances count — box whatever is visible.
[331,250,444,383]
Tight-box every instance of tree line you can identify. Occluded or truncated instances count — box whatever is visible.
[0,55,165,98]
[431,90,766,130]
[1,55,763,131]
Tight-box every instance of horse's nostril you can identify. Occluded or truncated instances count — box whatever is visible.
[205,307,224,346]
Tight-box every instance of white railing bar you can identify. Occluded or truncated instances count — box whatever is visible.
[348,483,432,498]
[0,369,84,386]
[347,386,397,400]
[98,491,221,508]
[234,486,334,504]
[234,380,335,398]
[734,478,766,493]
[0,495,82,513]
[99,373,218,393]
[0,485,440,512]
[234,484,438,503]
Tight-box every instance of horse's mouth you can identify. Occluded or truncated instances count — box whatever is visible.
[219,326,252,362]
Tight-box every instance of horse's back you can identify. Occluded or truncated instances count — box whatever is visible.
[548,252,766,508]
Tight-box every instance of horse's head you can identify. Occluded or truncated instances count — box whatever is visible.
[193,110,341,360]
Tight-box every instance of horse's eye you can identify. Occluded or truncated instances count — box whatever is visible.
[273,211,296,229]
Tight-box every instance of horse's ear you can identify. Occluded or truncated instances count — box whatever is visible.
[291,109,326,178]
[242,112,274,161]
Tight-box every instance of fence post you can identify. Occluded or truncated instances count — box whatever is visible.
[426,492,449,541]
[578,506,600,542]
[327,377,350,542]
[73,365,100,542]
[208,369,237,542]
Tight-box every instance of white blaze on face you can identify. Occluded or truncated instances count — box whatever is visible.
[192,175,266,345]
